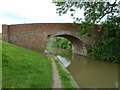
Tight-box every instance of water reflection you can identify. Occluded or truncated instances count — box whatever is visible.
[57,55,71,67]
[45,47,118,88]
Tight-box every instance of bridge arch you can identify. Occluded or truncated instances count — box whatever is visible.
[44,34,87,56]
[2,23,100,56]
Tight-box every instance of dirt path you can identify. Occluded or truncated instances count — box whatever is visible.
[47,55,62,88]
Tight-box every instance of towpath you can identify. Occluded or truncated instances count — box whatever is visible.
[47,55,62,88]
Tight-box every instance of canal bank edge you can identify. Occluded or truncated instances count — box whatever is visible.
[47,54,80,88]
[55,56,80,88]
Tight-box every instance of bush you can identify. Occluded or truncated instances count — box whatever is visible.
[89,16,120,63]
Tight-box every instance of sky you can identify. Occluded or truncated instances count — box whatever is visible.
[0,0,119,33]
[0,0,85,33]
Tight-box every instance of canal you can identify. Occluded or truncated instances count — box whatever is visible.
[45,47,118,88]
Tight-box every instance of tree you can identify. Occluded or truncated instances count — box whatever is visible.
[89,16,120,63]
[54,1,119,36]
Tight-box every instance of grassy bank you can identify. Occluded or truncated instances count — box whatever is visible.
[0,33,2,40]
[2,41,53,88]
[55,59,75,88]
[0,40,2,89]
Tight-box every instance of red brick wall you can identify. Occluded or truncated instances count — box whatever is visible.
[2,23,100,55]
[2,24,9,42]
[8,23,80,34]
[9,33,48,53]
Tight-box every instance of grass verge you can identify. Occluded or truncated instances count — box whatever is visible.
[0,33,2,40]
[0,40,2,89]
[55,59,75,88]
[2,41,53,88]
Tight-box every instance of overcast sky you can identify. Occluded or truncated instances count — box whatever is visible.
[1,0,118,33]
[0,0,85,33]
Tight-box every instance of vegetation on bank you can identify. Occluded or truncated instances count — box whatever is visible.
[2,41,53,88]
[46,37,72,52]
[0,33,2,40]
[0,40,2,89]
[89,16,120,63]
[55,59,75,88]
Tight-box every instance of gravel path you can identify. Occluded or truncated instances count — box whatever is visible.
[47,55,62,88]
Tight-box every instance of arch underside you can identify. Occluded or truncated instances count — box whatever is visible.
[56,35,87,56]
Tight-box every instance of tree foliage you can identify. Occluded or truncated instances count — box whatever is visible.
[90,16,120,63]
[54,1,119,35]
[46,37,72,52]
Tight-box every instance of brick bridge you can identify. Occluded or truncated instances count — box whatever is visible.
[2,23,100,56]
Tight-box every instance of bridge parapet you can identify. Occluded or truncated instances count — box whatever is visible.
[2,23,101,56]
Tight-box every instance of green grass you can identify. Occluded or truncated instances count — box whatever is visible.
[0,33,2,40]
[0,40,2,89]
[55,60,75,88]
[2,41,53,88]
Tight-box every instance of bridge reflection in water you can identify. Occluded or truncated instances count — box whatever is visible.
[45,47,118,88]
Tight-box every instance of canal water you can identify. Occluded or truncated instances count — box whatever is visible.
[45,47,118,88]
